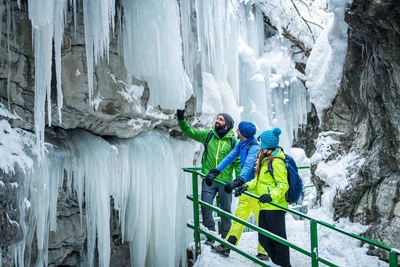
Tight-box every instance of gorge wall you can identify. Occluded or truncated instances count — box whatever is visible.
[1,0,400,265]
[314,0,400,260]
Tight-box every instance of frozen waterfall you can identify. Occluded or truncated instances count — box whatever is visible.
[8,127,196,267]
[0,0,340,266]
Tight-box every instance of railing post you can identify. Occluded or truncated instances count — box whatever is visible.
[389,249,399,267]
[216,194,221,235]
[192,171,201,257]
[310,219,319,267]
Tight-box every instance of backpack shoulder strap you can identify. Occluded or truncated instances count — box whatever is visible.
[230,136,236,149]
[246,142,259,155]
[267,160,274,178]
[205,131,213,146]
[201,131,214,163]
[267,157,285,178]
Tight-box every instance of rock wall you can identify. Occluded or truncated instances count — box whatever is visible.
[314,0,400,259]
[0,1,178,138]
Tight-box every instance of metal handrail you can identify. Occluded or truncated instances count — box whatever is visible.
[183,167,399,267]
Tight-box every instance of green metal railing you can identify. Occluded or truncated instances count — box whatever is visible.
[183,167,399,267]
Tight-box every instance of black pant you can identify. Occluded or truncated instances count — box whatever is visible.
[258,210,290,267]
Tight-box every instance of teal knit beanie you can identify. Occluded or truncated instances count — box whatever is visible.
[259,127,281,150]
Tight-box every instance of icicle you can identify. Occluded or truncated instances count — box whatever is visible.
[0,2,4,45]
[82,0,115,107]
[68,130,114,267]
[179,0,195,81]
[195,0,240,119]
[121,0,188,109]
[69,0,77,35]
[6,1,12,111]
[53,0,67,124]
[196,0,230,80]
[28,0,54,160]
[107,131,196,266]
[3,123,68,267]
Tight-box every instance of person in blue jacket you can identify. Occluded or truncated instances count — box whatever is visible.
[205,121,268,260]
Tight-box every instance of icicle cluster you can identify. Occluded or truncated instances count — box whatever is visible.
[26,0,116,159]
[121,0,189,110]
[13,128,196,267]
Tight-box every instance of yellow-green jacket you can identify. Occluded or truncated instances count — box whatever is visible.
[246,149,289,210]
[178,119,241,182]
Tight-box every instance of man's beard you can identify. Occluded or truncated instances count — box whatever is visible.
[215,123,226,131]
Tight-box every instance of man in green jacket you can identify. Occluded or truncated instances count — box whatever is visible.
[177,109,241,245]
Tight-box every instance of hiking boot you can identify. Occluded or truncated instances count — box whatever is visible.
[204,238,214,246]
[211,244,230,257]
[256,253,269,261]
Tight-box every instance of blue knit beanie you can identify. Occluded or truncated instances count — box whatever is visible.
[259,127,281,150]
[238,121,256,138]
[219,113,234,130]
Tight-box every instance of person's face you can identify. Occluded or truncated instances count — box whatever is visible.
[215,115,228,130]
[236,128,246,141]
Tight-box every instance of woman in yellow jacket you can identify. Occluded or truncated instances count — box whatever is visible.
[236,127,291,267]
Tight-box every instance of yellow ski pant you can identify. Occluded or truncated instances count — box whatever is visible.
[225,194,267,255]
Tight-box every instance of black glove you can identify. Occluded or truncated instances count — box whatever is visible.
[259,194,272,203]
[205,168,220,186]
[234,185,248,197]
[177,109,185,120]
[224,176,245,194]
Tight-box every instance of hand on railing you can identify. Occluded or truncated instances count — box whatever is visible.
[234,185,248,197]
[224,176,245,193]
[259,194,272,203]
[205,168,220,186]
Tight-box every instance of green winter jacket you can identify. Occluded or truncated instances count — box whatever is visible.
[246,148,289,210]
[178,119,241,182]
